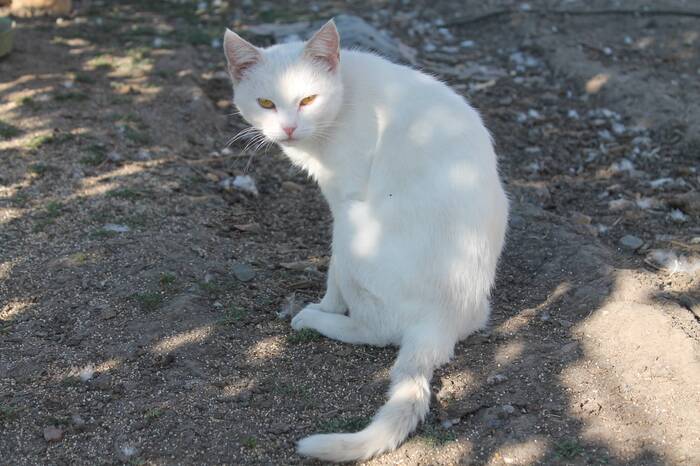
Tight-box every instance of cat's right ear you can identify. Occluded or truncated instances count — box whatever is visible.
[223,29,262,83]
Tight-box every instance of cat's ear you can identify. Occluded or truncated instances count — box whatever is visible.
[223,29,262,83]
[303,19,340,72]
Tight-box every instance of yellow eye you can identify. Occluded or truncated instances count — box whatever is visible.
[257,98,275,109]
[299,95,317,106]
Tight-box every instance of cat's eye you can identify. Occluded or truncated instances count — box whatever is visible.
[257,98,275,109]
[299,95,318,106]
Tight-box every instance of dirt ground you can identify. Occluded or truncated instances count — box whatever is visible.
[1,1,699,465]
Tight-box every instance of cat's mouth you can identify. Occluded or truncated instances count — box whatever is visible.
[279,136,300,145]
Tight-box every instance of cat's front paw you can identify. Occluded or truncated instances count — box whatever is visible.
[291,306,321,331]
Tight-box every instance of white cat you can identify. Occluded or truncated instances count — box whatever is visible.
[223,20,509,462]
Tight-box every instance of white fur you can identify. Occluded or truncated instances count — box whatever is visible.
[224,20,509,462]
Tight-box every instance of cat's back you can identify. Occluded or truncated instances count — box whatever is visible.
[335,49,506,234]
[340,50,478,121]
[339,50,491,157]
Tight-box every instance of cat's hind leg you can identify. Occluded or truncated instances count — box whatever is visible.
[291,307,381,345]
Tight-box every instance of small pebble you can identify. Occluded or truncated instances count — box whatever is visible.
[232,262,255,282]
[598,129,614,141]
[281,181,304,192]
[107,151,122,162]
[43,426,64,442]
[611,122,626,135]
[608,198,632,211]
[79,364,95,382]
[669,209,687,223]
[136,149,152,161]
[487,373,508,385]
[571,212,592,225]
[220,175,259,196]
[610,159,634,174]
[619,234,643,251]
[71,415,86,431]
[103,224,130,233]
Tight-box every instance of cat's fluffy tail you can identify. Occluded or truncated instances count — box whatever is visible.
[297,326,454,462]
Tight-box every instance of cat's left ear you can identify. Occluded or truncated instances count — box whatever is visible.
[223,29,262,83]
[303,19,340,72]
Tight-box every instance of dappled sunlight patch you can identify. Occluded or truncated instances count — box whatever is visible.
[221,378,257,399]
[436,368,477,403]
[245,335,286,364]
[561,268,700,464]
[61,358,123,385]
[496,282,571,333]
[94,357,122,373]
[84,47,156,80]
[0,206,23,225]
[73,162,150,199]
[75,180,118,199]
[152,325,214,355]
[51,251,97,268]
[399,429,471,463]
[0,298,31,320]
[487,437,548,465]
[448,160,478,189]
[0,74,36,93]
[348,202,382,258]
[494,339,525,366]
[0,261,12,281]
[368,365,391,384]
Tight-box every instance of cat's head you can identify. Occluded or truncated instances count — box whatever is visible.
[223,20,343,146]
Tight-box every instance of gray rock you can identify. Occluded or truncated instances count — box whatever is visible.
[501,404,516,416]
[487,373,508,385]
[114,439,138,462]
[608,198,633,211]
[669,191,700,215]
[267,422,291,434]
[220,175,259,196]
[619,234,643,251]
[571,212,592,225]
[510,51,541,70]
[71,414,86,432]
[107,151,122,162]
[103,223,130,233]
[136,149,152,161]
[43,426,63,442]
[232,262,255,282]
[246,15,415,64]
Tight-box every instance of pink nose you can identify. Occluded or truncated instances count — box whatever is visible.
[283,126,296,137]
